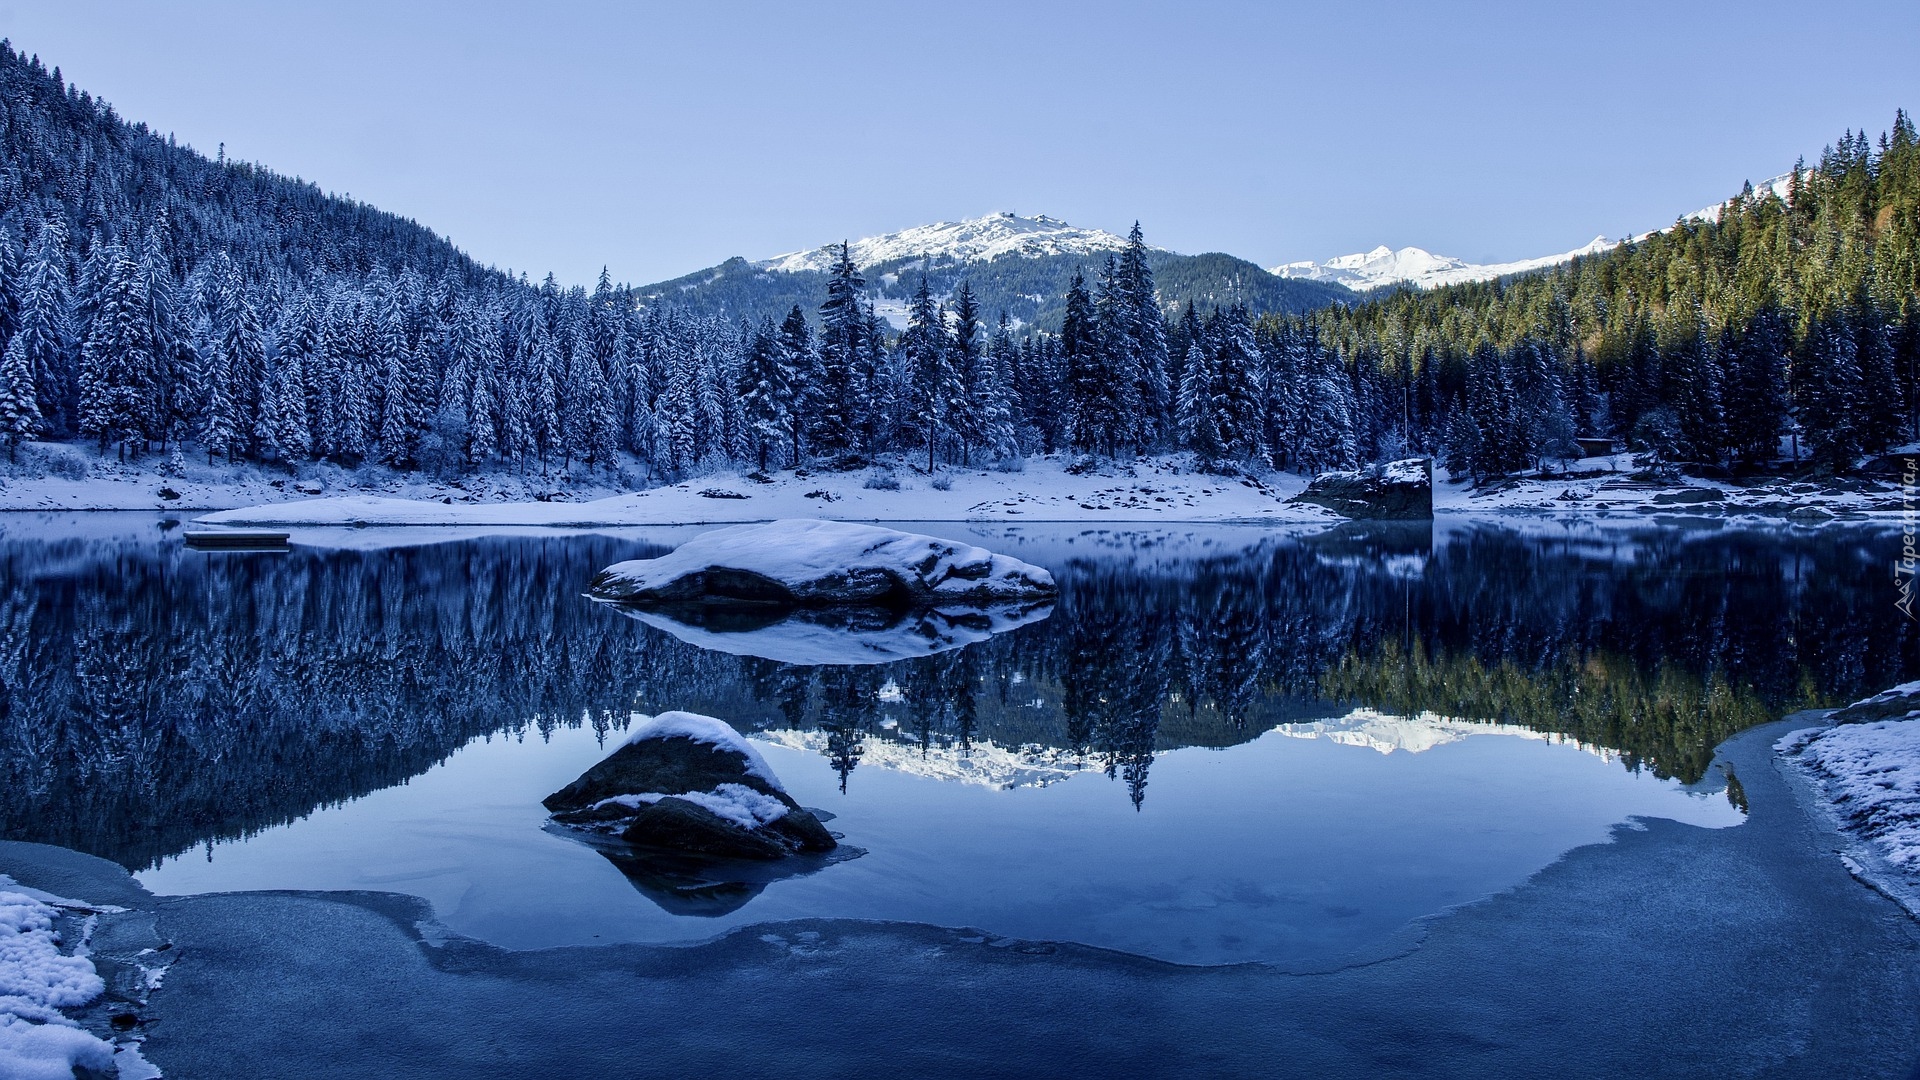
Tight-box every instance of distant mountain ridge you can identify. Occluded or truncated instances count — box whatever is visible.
[756,212,1142,273]
[1271,237,1617,293]
[1271,172,1800,293]
[641,212,1350,331]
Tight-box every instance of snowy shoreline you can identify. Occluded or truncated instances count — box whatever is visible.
[0,442,1905,524]
[1777,684,1920,918]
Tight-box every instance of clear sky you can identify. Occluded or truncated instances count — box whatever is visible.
[3,0,1917,287]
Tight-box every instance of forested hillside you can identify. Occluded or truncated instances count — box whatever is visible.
[0,38,1908,485]
[1303,117,1920,476]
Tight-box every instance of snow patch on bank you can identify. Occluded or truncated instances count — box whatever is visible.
[0,884,114,1080]
[1779,718,1920,874]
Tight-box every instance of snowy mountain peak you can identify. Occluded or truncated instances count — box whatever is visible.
[756,212,1147,274]
[1271,170,1802,294]
[1272,236,1615,293]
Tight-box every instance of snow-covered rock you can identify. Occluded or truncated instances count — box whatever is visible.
[1290,459,1433,520]
[0,886,114,1080]
[610,600,1051,666]
[544,711,835,860]
[588,520,1057,608]
[1833,681,1920,724]
[756,212,1142,273]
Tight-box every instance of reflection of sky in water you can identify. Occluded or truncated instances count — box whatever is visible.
[139,717,1741,968]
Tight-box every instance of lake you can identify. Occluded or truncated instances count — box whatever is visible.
[1,514,1911,969]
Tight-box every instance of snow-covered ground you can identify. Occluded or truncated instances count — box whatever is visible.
[0,877,116,1080]
[196,455,1329,527]
[1778,684,1920,916]
[1432,454,1908,517]
[1,438,1904,526]
[0,440,645,513]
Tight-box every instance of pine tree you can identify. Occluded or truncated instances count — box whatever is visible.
[77,246,156,456]
[201,259,266,463]
[948,282,984,465]
[739,317,792,473]
[775,305,810,467]
[4,222,69,441]
[1119,224,1170,445]
[1663,309,1726,465]
[980,313,1020,461]
[1062,270,1111,455]
[1723,304,1788,464]
[812,243,866,456]
[0,332,40,456]
[904,276,957,472]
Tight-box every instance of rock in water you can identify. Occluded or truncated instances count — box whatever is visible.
[544,712,835,860]
[1289,458,1434,520]
[587,520,1056,608]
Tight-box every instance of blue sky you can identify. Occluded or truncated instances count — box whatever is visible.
[4,0,1917,287]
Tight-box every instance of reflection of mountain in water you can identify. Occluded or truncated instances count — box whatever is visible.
[0,520,1911,868]
[753,728,1088,790]
[1273,708,1612,760]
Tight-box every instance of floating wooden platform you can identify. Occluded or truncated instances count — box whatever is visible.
[183,530,291,551]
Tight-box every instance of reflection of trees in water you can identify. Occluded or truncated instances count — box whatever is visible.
[1322,641,1778,782]
[0,524,1911,867]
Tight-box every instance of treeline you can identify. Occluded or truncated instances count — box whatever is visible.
[1308,113,1920,476]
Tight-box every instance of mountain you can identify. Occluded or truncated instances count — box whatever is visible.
[1271,237,1616,293]
[757,212,1136,273]
[637,212,1353,331]
[1270,172,1801,293]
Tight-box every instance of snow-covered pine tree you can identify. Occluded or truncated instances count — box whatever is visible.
[5,221,71,440]
[740,317,792,473]
[1176,319,1223,467]
[980,313,1020,461]
[1062,270,1109,455]
[1119,223,1170,447]
[202,258,267,463]
[662,332,700,475]
[904,276,957,472]
[77,246,157,456]
[1209,306,1263,464]
[811,243,866,455]
[775,305,810,467]
[947,282,984,466]
[0,330,40,456]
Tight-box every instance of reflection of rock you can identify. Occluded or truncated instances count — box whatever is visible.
[545,712,836,861]
[1290,459,1433,520]
[588,519,1057,608]
[607,599,1053,666]
[585,840,858,917]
